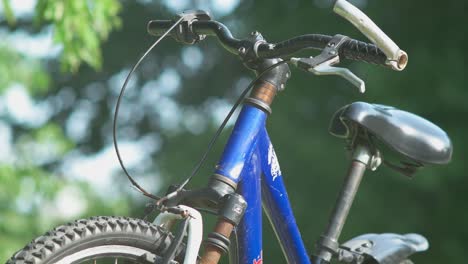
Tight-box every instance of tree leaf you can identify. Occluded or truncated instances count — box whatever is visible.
[1,0,16,26]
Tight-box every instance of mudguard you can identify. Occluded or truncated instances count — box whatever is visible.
[338,233,429,264]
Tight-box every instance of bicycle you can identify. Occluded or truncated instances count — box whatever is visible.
[8,1,452,264]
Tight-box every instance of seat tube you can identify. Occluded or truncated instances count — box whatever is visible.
[314,144,372,263]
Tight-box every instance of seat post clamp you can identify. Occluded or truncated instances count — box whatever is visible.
[351,143,382,171]
[351,144,372,166]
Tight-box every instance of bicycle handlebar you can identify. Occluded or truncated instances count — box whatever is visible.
[256,34,387,66]
[147,20,388,68]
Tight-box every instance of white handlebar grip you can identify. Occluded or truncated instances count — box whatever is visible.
[333,0,408,71]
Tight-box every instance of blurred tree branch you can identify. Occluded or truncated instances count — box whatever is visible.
[1,0,122,72]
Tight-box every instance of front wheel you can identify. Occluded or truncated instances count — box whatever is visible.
[8,216,185,264]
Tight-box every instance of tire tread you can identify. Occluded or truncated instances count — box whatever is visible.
[7,216,177,264]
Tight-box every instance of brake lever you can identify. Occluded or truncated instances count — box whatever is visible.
[310,59,365,93]
[291,34,365,93]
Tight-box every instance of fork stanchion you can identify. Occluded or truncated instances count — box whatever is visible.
[201,220,235,264]
[201,193,247,264]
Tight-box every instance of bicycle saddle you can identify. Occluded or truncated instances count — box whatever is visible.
[329,102,452,165]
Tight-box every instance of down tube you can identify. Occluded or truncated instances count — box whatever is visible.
[237,144,263,264]
[259,127,311,264]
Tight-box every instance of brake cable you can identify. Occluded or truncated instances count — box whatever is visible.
[113,16,184,200]
[172,59,290,194]
[113,15,290,203]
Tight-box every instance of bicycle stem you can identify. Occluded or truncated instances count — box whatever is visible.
[314,144,372,263]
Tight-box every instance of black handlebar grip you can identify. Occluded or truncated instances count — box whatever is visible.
[341,39,387,66]
[147,20,174,36]
[258,34,388,67]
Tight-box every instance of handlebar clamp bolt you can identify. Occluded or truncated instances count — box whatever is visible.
[238,47,246,56]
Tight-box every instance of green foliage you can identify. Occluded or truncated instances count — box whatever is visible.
[0,163,132,261]
[16,123,74,164]
[0,163,62,260]
[0,121,130,261]
[34,0,122,71]
[0,46,49,95]
[0,1,125,261]
[1,0,15,25]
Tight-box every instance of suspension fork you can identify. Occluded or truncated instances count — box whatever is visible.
[199,193,246,264]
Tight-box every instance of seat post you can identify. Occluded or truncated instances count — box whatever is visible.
[313,144,372,263]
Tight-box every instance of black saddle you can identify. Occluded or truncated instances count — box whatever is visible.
[330,102,452,165]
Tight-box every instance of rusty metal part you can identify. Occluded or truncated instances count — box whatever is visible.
[201,244,224,264]
[245,80,277,113]
[250,80,277,105]
[200,219,235,264]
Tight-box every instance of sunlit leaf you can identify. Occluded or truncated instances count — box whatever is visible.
[1,0,16,26]
[33,0,122,71]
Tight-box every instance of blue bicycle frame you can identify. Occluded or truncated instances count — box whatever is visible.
[214,103,311,264]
